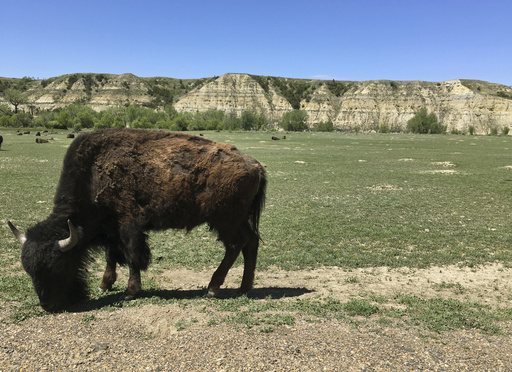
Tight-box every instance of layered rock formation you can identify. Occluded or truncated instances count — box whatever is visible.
[2,72,511,133]
[174,73,293,123]
[27,73,153,111]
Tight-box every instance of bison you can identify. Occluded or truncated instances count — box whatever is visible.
[8,128,266,311]
[0,135,3,150]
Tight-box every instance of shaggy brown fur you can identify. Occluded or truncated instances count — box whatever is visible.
[10,128,266,311]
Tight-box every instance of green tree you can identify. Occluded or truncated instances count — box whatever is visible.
[280,110,309,131]
[113,116,125,128]
[241,110,265,131]
[76,108,96,129]
[406,108,445,134]
[9,112,32,127]
[3,88,27,114]
[0,103,12,116]
[95,112,114,130]
[56,110,72,129]
[170,113,192,131]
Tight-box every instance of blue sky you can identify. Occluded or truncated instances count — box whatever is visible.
[2,0,511,86]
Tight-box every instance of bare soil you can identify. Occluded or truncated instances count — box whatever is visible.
[2,265,512,371]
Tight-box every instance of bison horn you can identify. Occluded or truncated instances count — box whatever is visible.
[7,221,27,245]
[58,220,79,252]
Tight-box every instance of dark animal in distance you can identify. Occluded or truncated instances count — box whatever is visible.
[8,128,267,311]
[36,138,49,143]
[67,133,75,138]
[271,136,280,140]
[0,135,3,150]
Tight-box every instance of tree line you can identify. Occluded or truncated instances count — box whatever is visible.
[0,86,335,132]
[0,103,271,132]
[0,102,337,133]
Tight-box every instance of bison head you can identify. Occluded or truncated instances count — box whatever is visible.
[8,220,87,312]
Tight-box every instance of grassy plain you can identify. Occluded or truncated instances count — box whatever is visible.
[1,129,512,332]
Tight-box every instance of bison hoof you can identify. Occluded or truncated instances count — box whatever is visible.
[205,289,219,298]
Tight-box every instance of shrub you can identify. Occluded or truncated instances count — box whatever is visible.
[281,110,309,131]
[314,120,334,132]
[468,126,475,135]
[502,127,509,135]
[379,124,389,133]
[9,112,33,127]
[406,108,445,134]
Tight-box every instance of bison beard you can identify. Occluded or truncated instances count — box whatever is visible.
[8,128,266,311]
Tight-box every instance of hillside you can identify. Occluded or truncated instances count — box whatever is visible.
[1,73,512,133]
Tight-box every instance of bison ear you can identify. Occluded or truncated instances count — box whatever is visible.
[58,220,79,252]
[7,221,27,245]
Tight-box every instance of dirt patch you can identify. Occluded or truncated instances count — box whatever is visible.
[150,264,512,309]
[431,161,456,167]
[423,169,459,174]
[366,184,403,191]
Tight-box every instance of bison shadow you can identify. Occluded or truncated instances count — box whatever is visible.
[72,286,313,312]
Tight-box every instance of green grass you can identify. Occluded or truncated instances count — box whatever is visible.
[1,129,512,333]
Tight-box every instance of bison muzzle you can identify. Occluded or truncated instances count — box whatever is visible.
[8,128,266,311]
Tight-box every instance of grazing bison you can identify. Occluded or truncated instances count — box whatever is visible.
[8,128,266,311]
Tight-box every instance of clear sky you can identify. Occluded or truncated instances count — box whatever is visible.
[2,0,511,86]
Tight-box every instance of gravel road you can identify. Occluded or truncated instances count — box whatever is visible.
[2,308,512,371]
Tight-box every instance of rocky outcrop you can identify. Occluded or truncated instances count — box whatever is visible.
[2,73,511,134]
[25,73,153,111]
[174,74,293,123]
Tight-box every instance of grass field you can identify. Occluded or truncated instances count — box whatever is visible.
[1,129,512,332]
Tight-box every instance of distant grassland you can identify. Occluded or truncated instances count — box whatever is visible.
[1,129,512,281]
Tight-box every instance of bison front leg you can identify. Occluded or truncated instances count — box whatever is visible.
[99,261,117,292]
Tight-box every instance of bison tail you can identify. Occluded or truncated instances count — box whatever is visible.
[249,175,267,240]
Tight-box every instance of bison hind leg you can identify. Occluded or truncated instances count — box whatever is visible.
[207,221,259,297]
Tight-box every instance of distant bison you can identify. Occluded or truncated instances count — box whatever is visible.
[0,135,3,150]
[9,128,266,311]
[36,138,49,143]
[67,133,75,138]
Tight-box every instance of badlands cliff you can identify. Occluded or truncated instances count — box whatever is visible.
[2,72,511,133]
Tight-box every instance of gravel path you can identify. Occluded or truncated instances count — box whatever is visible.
[2,306,512,371]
